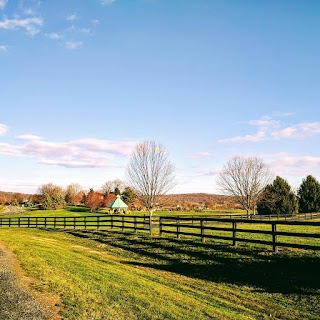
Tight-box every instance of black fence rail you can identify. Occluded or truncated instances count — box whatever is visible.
[176,212,320,222]
[159,216,320,252]
[0,215,152,234]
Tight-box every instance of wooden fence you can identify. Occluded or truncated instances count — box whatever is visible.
[0,215,152,234]
[1,214,320,252]
[159,216,320,252]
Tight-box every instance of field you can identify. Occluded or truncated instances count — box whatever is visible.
[0,223,319,319]
[0,207,319,319]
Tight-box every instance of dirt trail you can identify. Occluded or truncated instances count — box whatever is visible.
[0,244,51,320]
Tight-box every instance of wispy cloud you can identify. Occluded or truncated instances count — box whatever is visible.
[0,123,8,135]
[218,130,266,144]
[0,135,138,168]
[0,17,43,36]
[0,44,8,52]
[268,153,320,170]
[101,0,116,6]
[0,0,7,10]
[65,41,83,49]
[272,122,320,139]
[218,116,320,144]
[66,14,78,21]
[45,32,62,40]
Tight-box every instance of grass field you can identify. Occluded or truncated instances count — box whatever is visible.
[0,227,319,319]
[0,206,247,219]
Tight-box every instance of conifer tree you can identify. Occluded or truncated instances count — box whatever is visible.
[298,175,320,213]
[257,176,298,215]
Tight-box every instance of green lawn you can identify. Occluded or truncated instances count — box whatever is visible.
[0,206,246,219]
[0,227,319,319]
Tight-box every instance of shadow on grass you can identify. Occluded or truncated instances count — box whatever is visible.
[56,229,320,295]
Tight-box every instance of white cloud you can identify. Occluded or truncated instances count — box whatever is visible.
[66,14,78,21]
[0,44,8,52]
[0,17,43,36]
[45,32,62,40]
[0,136,138,168]
[65,41,83,49]
[0,123,8,135]
[101,0,116,6]
[218,129,266,144]
[218,116,320,144]
[248,117,279,127]
[268,153,320,170]
[272,122,320,139]
[0,0,7,10]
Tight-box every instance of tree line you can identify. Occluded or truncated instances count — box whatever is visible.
[217,156,320,215]
[1,141,319,216]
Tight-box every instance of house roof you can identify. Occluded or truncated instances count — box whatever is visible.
[108,195,128,209]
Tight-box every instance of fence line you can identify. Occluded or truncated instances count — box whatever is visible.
[159,216,320,252]
[0,215,152,235]
[1,214,319,252]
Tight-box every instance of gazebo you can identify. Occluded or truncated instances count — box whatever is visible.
[108,195,128,214]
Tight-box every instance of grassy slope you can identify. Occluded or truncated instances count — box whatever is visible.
[0,228,319,320]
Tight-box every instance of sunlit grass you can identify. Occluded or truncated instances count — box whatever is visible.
[0,228,319,319]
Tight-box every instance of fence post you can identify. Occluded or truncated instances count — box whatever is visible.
[28,217,30,228]
[84,216,87,230]
[149,216,153,237]
[97,216,100,230]
[54,217,56,229]
[74,217,76,230]
[18,217,21,228]
[64,217,66,229]
[232,222,237,246]
[200,219,205,243]
[159,217,163,236]
[272,223,277,253]
[36,217,38,228]
[0,218,2,227]
[122,216,124,231]
[134,216,137,233]
[111,215,114,229]
[8,218,11,228]
[177,217,180,239]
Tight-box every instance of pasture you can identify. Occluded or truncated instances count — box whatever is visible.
[0,225,319,319]
[0,207,319,319]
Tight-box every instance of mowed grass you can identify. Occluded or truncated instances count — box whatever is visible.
[0,228,319,319]
[0,206,246,219]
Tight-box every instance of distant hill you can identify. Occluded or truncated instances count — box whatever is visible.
[157,193,241,210]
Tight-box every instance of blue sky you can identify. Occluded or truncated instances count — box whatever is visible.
[1,0,320,194]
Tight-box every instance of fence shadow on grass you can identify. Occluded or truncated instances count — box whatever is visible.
[60,229,320,295]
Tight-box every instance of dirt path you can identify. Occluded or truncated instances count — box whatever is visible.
[0,245,48,320]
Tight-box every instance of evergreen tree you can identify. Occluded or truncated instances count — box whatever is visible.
[298,175,320,213]
[257,176,298,215]
[122,187,137,206]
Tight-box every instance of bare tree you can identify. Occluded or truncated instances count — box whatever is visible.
[125,141,176,217]
[101,179,125,195]
[216,156,273,216]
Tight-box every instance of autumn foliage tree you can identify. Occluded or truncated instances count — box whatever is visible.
[65,183,84,206]
[85,191,104,212]
[38,183,66,210]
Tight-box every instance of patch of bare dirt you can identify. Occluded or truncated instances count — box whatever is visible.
[0,242,62,319]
